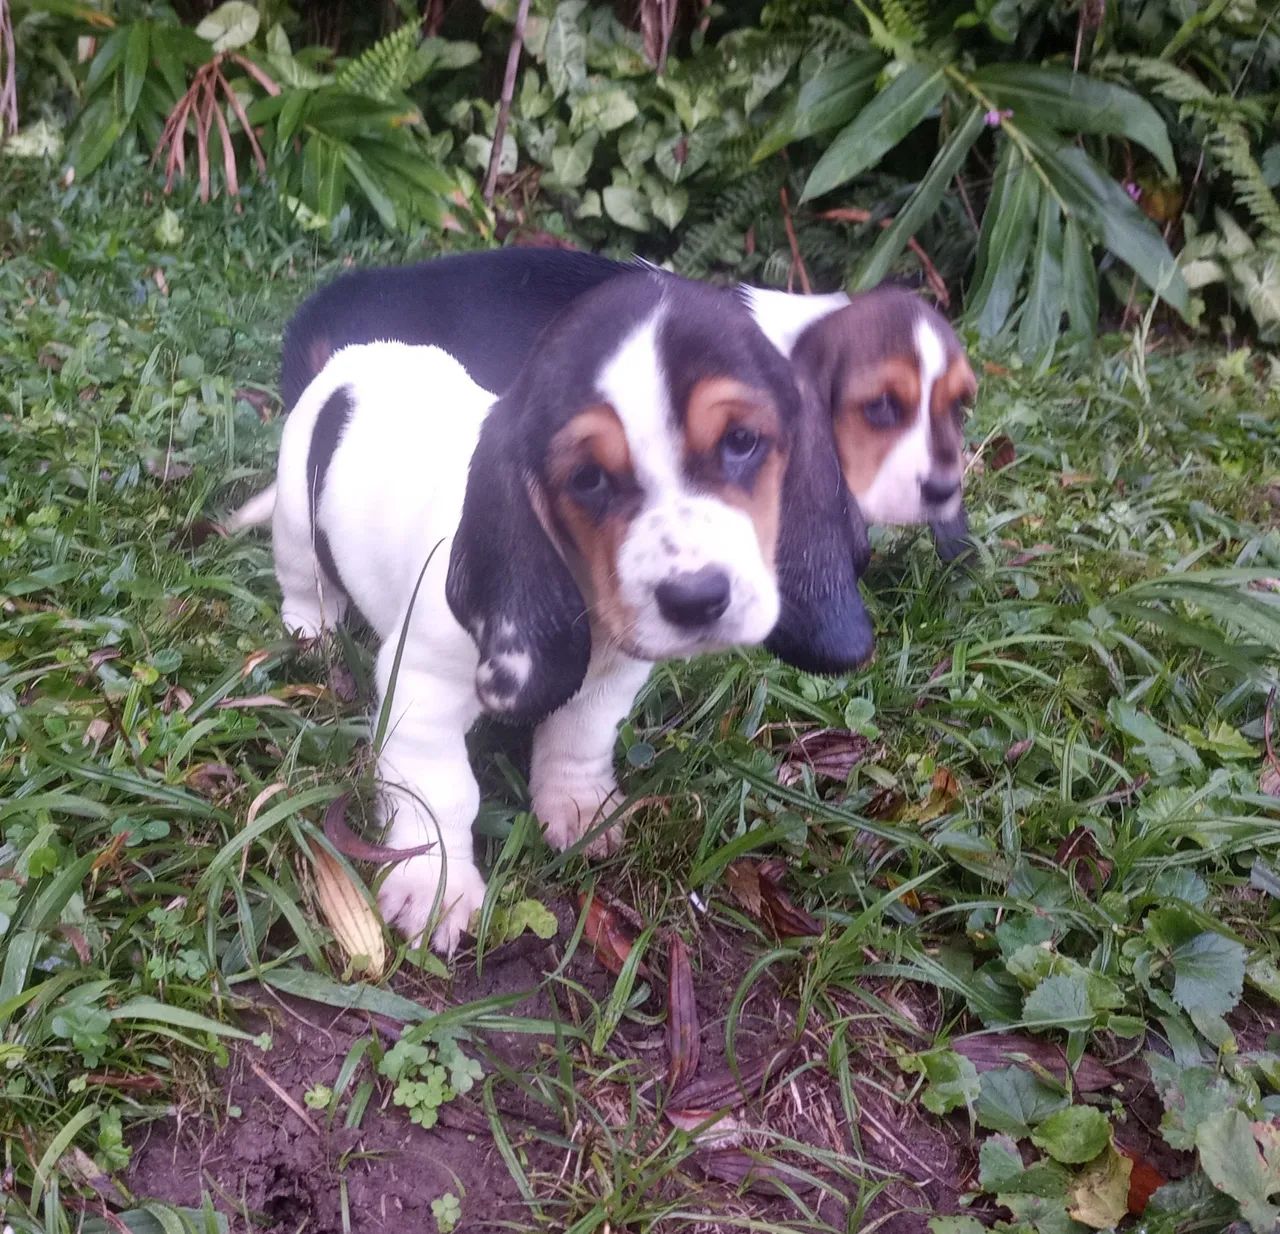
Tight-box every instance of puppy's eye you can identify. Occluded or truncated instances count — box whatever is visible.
[567,462,611,502]
[720,426,761,464]
[863,393,903,428]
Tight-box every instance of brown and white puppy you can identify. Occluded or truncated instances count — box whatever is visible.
[235,272,872,950]
[279,249,979,568]
[747,286,977,556]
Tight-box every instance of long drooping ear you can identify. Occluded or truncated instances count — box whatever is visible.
[763,381,875,674]
[445,405,591,724]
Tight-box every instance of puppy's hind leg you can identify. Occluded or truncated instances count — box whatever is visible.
[271,467,348,640]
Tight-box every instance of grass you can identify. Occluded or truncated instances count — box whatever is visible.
[2,158,1280,1234]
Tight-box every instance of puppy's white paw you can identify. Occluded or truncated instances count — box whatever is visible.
[378,854,487,955]
[281,604,328,641]
[534,781,625,858]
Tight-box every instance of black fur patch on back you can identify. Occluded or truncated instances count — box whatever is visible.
[306,385,355,598]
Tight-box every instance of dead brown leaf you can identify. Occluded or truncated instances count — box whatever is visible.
[185,762,241,800]
[240,648,273,677]
[82,717,111,752]
[757,858,822,937]
[951,1032,1117,1092]
[234,387,277,420]
[777,728,880,786]
[666,935,700,1093]
[1005,737,1035,765]
[723,860,763,917]
[323,792,436,864]
[694,1149,802,1195]
[669,1042,795,1111]
[1054,825,1114,895]
[1116,1144,1166,1215]
[1262,765,1280,797]
[578,891,644,977]
[990,435,1016,471]
[215,694,288,710]
[1059,471,1094,488]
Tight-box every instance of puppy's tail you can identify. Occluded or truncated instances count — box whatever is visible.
[225,483,277,533]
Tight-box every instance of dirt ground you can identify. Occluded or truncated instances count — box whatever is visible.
[126,899,971,1233]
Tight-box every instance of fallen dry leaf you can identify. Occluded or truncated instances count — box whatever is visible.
[899,767,962,825]
[990,435,1016,471]
[1006,543,1056,568]
[1005,737,1035,765]
[1115,1144,1166,1215]
[214,693,288,710]
[952,1032,1117,1093]
[1058,471,1094,488]
[1054,826,1114,896]
[234,387,277,420]
[666,1109,745,1147]
[777,728,880,786]
[53,923,91,965]
[669,1042,795,1112]
[240,648,273,677]
[579,891,644,977]
[143,451,192,483]
[723,860,763,917]
[323,792,436,864]
[307,840,385,977]
[184,762,240,799]
[665,935,700,1094]
[757,858,821,937]
[1263,765,1280,797]
[695,1148,799,1195]
[1069,1144,1132,1229]
[82,717,111,751]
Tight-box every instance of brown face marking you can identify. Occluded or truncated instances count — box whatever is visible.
[791,288,976,501]
[682,376,785,564]
[543,404,637,646]
[832,356,920,499]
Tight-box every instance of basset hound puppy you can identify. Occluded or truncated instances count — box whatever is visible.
[231,272,872,950]
[280,248,978,562]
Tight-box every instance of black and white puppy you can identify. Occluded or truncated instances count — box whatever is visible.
[279,248,977,564]
[237,272,870,949]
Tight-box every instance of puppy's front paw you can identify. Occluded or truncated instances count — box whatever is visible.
[281,604,328,642]
[534,781,625,858]
[378,854,487,955]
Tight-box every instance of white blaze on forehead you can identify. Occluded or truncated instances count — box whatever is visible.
[594,309,683,494]
[914,315,946,390]
[741,287,851,357]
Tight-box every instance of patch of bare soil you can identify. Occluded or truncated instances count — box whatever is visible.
[126,898,971,1233]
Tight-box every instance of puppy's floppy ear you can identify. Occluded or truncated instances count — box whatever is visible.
[445,402,590,723]
[764,380,875,674]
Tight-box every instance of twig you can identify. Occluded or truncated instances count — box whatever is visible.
[246,1057,322,1135]
[484,0,532,203]
[779,186,812,294]
[817,206,950,307]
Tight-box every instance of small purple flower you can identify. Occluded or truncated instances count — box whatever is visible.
[984,108,1014,127]
[1123,180,1142,201]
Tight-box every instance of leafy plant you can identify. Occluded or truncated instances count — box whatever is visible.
[755,7,1189,353]
[377,1026,483,1131]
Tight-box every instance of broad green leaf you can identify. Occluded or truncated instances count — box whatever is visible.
[340,145,400,232]
[979,1134,1070,1196]
[68,98,124,178]
[977,1065,1068,1136]
[901,1047,981,1115]
[1196,1108,1280,1232]
[106,998,255,1041]
[547,132,596,189]
[1030,1105,1110,1164]
[84,27,129,96]
[754,51,883,161]
[854,103,984,291]
[1145,907,1246,1018]
[1061,216,1098,343]
[801,64,946,202]
[1023,973,1093,1030]
[569,83,638,135]
[975,64,1176,177]
[196,1,260,53]
[603,184,648,230]
[647,180,688,230]
[544,0,587,98]
[1019,193,1065,357]
[1026,127,1189,316]
[929,1220,985,1234]
[967,139,1040,338]
[122,22,150,123]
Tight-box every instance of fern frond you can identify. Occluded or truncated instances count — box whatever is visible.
[1105,55,1280,240]
[880,0,927,46]
[334,23,424,103]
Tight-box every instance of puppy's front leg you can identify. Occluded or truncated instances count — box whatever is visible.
[373,638,486,954]
[530,644,653,857]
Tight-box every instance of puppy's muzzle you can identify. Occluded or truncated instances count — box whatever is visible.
[921,476,961,507]
[655,566,732,629]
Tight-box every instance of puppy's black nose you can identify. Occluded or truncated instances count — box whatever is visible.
[921,477,961,506]
[656,567,731,628]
